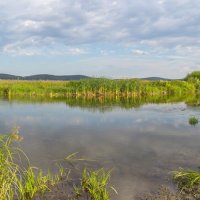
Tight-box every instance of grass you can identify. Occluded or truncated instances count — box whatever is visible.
[173,168,200,191]
[140,168,200,200]
[188,116,199,126]
[0,129,64,200]
[0,77,199,98]
[74,168,116,200]
[0,130,114,199]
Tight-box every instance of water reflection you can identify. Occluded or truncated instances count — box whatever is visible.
[0,95,200,199]
[2,94,200,111]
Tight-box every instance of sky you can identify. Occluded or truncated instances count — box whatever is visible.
[0,0,200,78]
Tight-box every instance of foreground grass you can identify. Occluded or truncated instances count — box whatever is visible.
[0,130,64,200]
[0,130,113,200]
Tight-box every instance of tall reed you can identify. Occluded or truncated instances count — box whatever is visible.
[0,78,198,98]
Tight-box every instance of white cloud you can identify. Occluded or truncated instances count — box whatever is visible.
[0,0,200,77]
[3,42,41,56]
[1,0,200,49]
[131,49,147,55]
[66,47,87,55]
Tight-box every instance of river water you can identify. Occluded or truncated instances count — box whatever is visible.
[0,97,200,199]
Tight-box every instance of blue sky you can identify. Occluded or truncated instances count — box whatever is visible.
[0,0,200,78]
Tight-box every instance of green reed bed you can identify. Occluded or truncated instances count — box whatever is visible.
[0,78,198,98]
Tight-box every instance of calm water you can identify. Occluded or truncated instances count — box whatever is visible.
[0,97,200,199]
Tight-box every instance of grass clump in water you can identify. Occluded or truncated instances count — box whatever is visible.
[171,168,200,199]
[188,116,199,126]
[74,168,116,200]
[173,168,200,191]
[139,169,200,200]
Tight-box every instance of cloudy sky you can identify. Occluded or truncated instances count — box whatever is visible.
[0,0,200,78]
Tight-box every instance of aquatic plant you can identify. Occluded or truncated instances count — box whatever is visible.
[173,168,200,190]
[74,168,116,200]
[188,116,199,126]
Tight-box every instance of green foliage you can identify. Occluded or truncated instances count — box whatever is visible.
[188,116,199,126]
[185,71,200,91]
[185,71,200,81]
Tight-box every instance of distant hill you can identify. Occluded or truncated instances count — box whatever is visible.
[0,74,22,80]
[0,74,90,81]
[141,77,172,81]
[0,74,177,81]
[24,74,90,80]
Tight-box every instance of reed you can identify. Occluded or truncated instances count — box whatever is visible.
[0,78,198,98]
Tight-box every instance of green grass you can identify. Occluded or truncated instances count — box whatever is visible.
[188,116,199,126]
[173,168,200,190]
[0,76,199,98]
[74,168,116,200]
[0,130,66,200]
